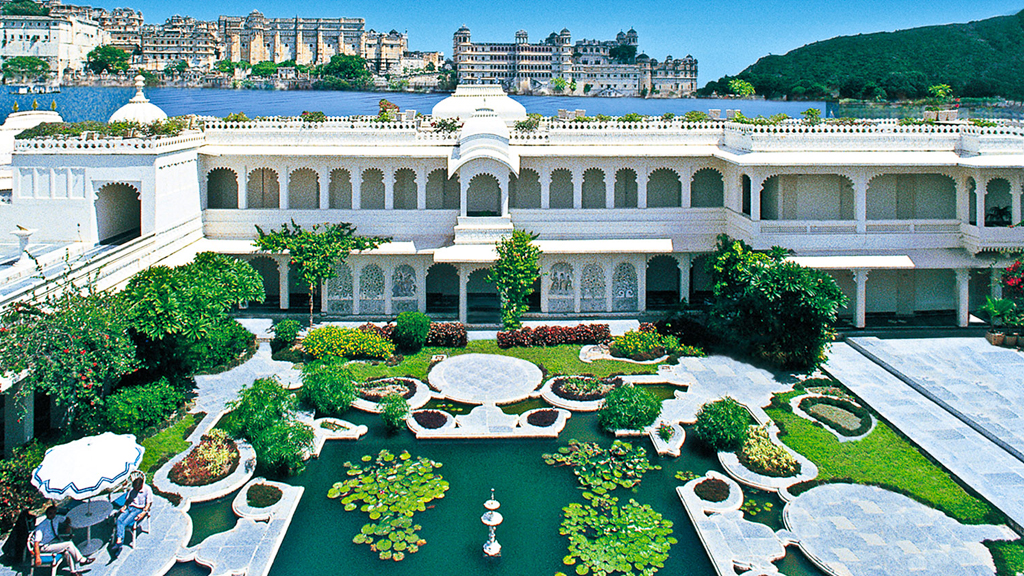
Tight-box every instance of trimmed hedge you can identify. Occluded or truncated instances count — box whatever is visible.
[694,397,752,451]
[799,396,872,437]
[271,319,301,354]
[303,325,395,360]
[425,322,467,347]
[496,324,611,348]
[597,385,661,432]
[184,318,256,374]
[393,311,431,353]
[105,377,184,436]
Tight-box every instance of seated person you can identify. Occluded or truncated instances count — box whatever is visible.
[30,506,93,576]
[110,476,152,553]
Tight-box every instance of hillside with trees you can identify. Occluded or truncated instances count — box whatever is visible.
[699,9,1024,100]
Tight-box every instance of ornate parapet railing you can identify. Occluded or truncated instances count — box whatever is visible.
[14,132,205,154]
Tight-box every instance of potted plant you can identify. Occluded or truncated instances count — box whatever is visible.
[1005,310,1021,347]
[980,296,1015,345]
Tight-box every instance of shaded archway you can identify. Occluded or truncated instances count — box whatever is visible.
[511,168,541,208]
[247,168,279,209]
[867,173,956,220]
[647,168,681,208]
[467,268,500,323]
[467,173,500,216]
[582,168,606,209]
[615,168,638,208]
[550,169,573,209]
[288,168,319,210]
[206,168,238,209]
[646,255,680,310]
[361,169,385,209]
[741,174,751,216]
[426,168,447,209]
[248,257,280,308]
[968,178,978,225]
[95,183,140,244]
[426,263,458,316]
[329,169,352,209]
[986,178,1012,227]
[394,168,418,210]
[691,168,724,207]
[444,173,461,210]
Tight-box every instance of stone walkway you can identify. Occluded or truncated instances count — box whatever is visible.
[786,484,1016,576]
[428,353,543,404]
[827,341,1024,529]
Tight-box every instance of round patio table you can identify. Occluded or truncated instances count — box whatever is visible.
[65,500,113,556]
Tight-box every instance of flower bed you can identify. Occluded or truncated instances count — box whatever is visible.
[357,321,468,348]
[526,409,559,427]
[168,430,240,487]
[799,396,871,437]
[358,377,415,401]
[496,324,611,349]
[303,325,395,360]
[737,425,801,478]
[694,478,730,502]
[610,329,696,361]
[412,410,449,429]
[551,375,622,401]
[246,483,283,508]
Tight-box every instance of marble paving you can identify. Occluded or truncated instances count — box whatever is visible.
[785,484,1017,576]
[827,342,1024,529]
[428,353,543,404]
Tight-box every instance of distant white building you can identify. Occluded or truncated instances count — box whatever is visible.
[0,14,108,81]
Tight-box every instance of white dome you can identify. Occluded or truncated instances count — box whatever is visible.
[431,84,526,125]
[109,75,167,124]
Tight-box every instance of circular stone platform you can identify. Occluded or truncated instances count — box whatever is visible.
[785,484,1017,576]
[428,353,543,404]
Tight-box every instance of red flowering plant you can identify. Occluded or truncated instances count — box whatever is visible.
[1004,260,1024,300]
[0,289,136,427]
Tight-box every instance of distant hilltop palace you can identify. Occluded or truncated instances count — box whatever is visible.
[453,26,697,97]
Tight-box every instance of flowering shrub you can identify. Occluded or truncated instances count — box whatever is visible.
[738,425,801,478]
[300,110,326,123]
[303,326,395,360]
[1004,260,1024,299]
[0,442,46,532]
[496,324,611,348]
[610,330,684,360]
[425,322,467,348]
[169,429,240,486]
[431,118,461,133]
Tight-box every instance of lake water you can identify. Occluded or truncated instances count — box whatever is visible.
[0,87,826,123]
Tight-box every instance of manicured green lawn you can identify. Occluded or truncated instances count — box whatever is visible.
[343,341,661,382]
[766,391,999,525]
[140,413,198,482]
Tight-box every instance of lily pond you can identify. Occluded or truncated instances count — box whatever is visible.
[185,407,824,576]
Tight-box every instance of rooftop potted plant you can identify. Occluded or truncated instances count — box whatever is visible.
[980,296,1015,346]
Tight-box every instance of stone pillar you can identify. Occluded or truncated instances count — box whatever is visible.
[500,176,510,217]
[854,175,868,234]
[681,166,692,208]
[278,257,290,310]
[417,262,427,313]
[318,168,329,210]
[853,269,869,329]
[384,265,393,316]
[460,174,469,217]
[637,170,648,209]
[458,266,469,324]
[540,170,550,209]
[384,167,395,210]
[572,170,582,210]
[956,268,972,328]
[604,172,615,209]
[750,175,765,221]
[638,257,647,313]
[1013,185,1022,226]
[416,168,427,210]
[678,254,691,303]
[352,167,362,210]
[977,177,988,228]
[573,266,581,313]
[4,384,33,458]
[956,176,970,223]
[238,165,248,209]
[992,267,1004,299]
[280,167,290,210]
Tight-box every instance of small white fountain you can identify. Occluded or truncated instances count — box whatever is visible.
[481,488,503,557]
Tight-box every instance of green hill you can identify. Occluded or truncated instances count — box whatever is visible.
[700,10,1024,100]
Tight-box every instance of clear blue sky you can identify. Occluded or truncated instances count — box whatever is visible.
[115,0,1023,82]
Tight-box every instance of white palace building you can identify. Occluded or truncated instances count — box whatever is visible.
[3,83,1024,328]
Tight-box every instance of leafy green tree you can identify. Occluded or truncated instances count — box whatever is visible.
[379,393,410,430]
[168,60,188,75]
[215,60,236,74]
[608,44,636,64]
[928,83,953,100]
[729,78,756,96]
[321,54,370,80]
[707,235,847,371]
[225,377,314,474]
[254,220,388,327]
[551,76,567,92]
[801,108,821,125]
[250,60,278,77]
[86,45,129,74]
[437,65,457,91]
[121,251,264,342]
[2,56,49,81]
[0,291,136,426]
[2,0,48,16]
[488,229,541,330]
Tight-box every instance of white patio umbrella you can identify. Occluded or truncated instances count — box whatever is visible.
[31,432,145,501]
